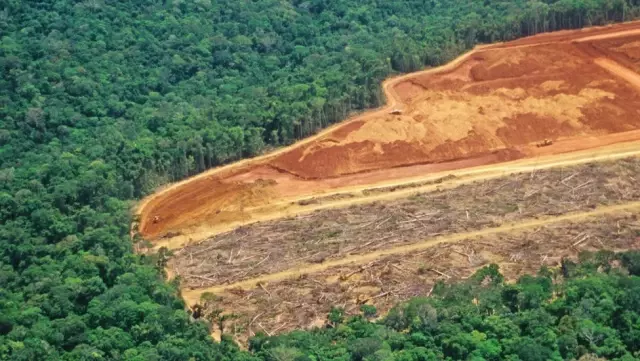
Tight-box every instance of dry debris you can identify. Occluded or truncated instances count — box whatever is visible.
[211,212,640,344]
[172,158,640,289]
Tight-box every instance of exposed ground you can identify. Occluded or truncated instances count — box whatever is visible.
[138,22,640,245]
[133,24,640,343]
[202,211,640,343]
[168,156,640,344]
[270,42,640,179]
[581,32,640,74]
[173,158,640,290]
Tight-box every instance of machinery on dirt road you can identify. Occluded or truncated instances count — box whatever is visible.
[153,215,160,224]
[389,108,402,115]
[536,139,553,147]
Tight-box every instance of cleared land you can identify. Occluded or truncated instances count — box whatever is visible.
[170,156,640,343]
[139,22,640,245]
[270,41,640,179]
[173,158,640,289]
[582,33,640,74]
[201,211,640,342]
[133,24,640,343]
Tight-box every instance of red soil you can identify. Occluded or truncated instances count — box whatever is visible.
[140,177,273,239]
[138,22,640,241]
[269,38,640,180]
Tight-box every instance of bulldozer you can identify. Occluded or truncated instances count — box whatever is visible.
[536,138,553,147]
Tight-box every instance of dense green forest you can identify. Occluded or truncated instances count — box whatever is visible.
[2,0,640,360]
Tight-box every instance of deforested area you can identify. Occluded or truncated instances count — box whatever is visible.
[198,211,640,342]
[172,157,640,289]
[139,22,640,240]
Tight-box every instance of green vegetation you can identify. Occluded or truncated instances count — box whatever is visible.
[1,0,640,360]
[251,251,640,361]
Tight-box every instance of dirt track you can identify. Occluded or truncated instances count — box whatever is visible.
[137,21,640,250]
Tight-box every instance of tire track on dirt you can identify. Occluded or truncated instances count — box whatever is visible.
[594,57,640,91]
[181,200,640,303]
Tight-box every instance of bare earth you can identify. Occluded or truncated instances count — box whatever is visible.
[138,22,640,244]
[131,23,640,343]
[177,157,640,343]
